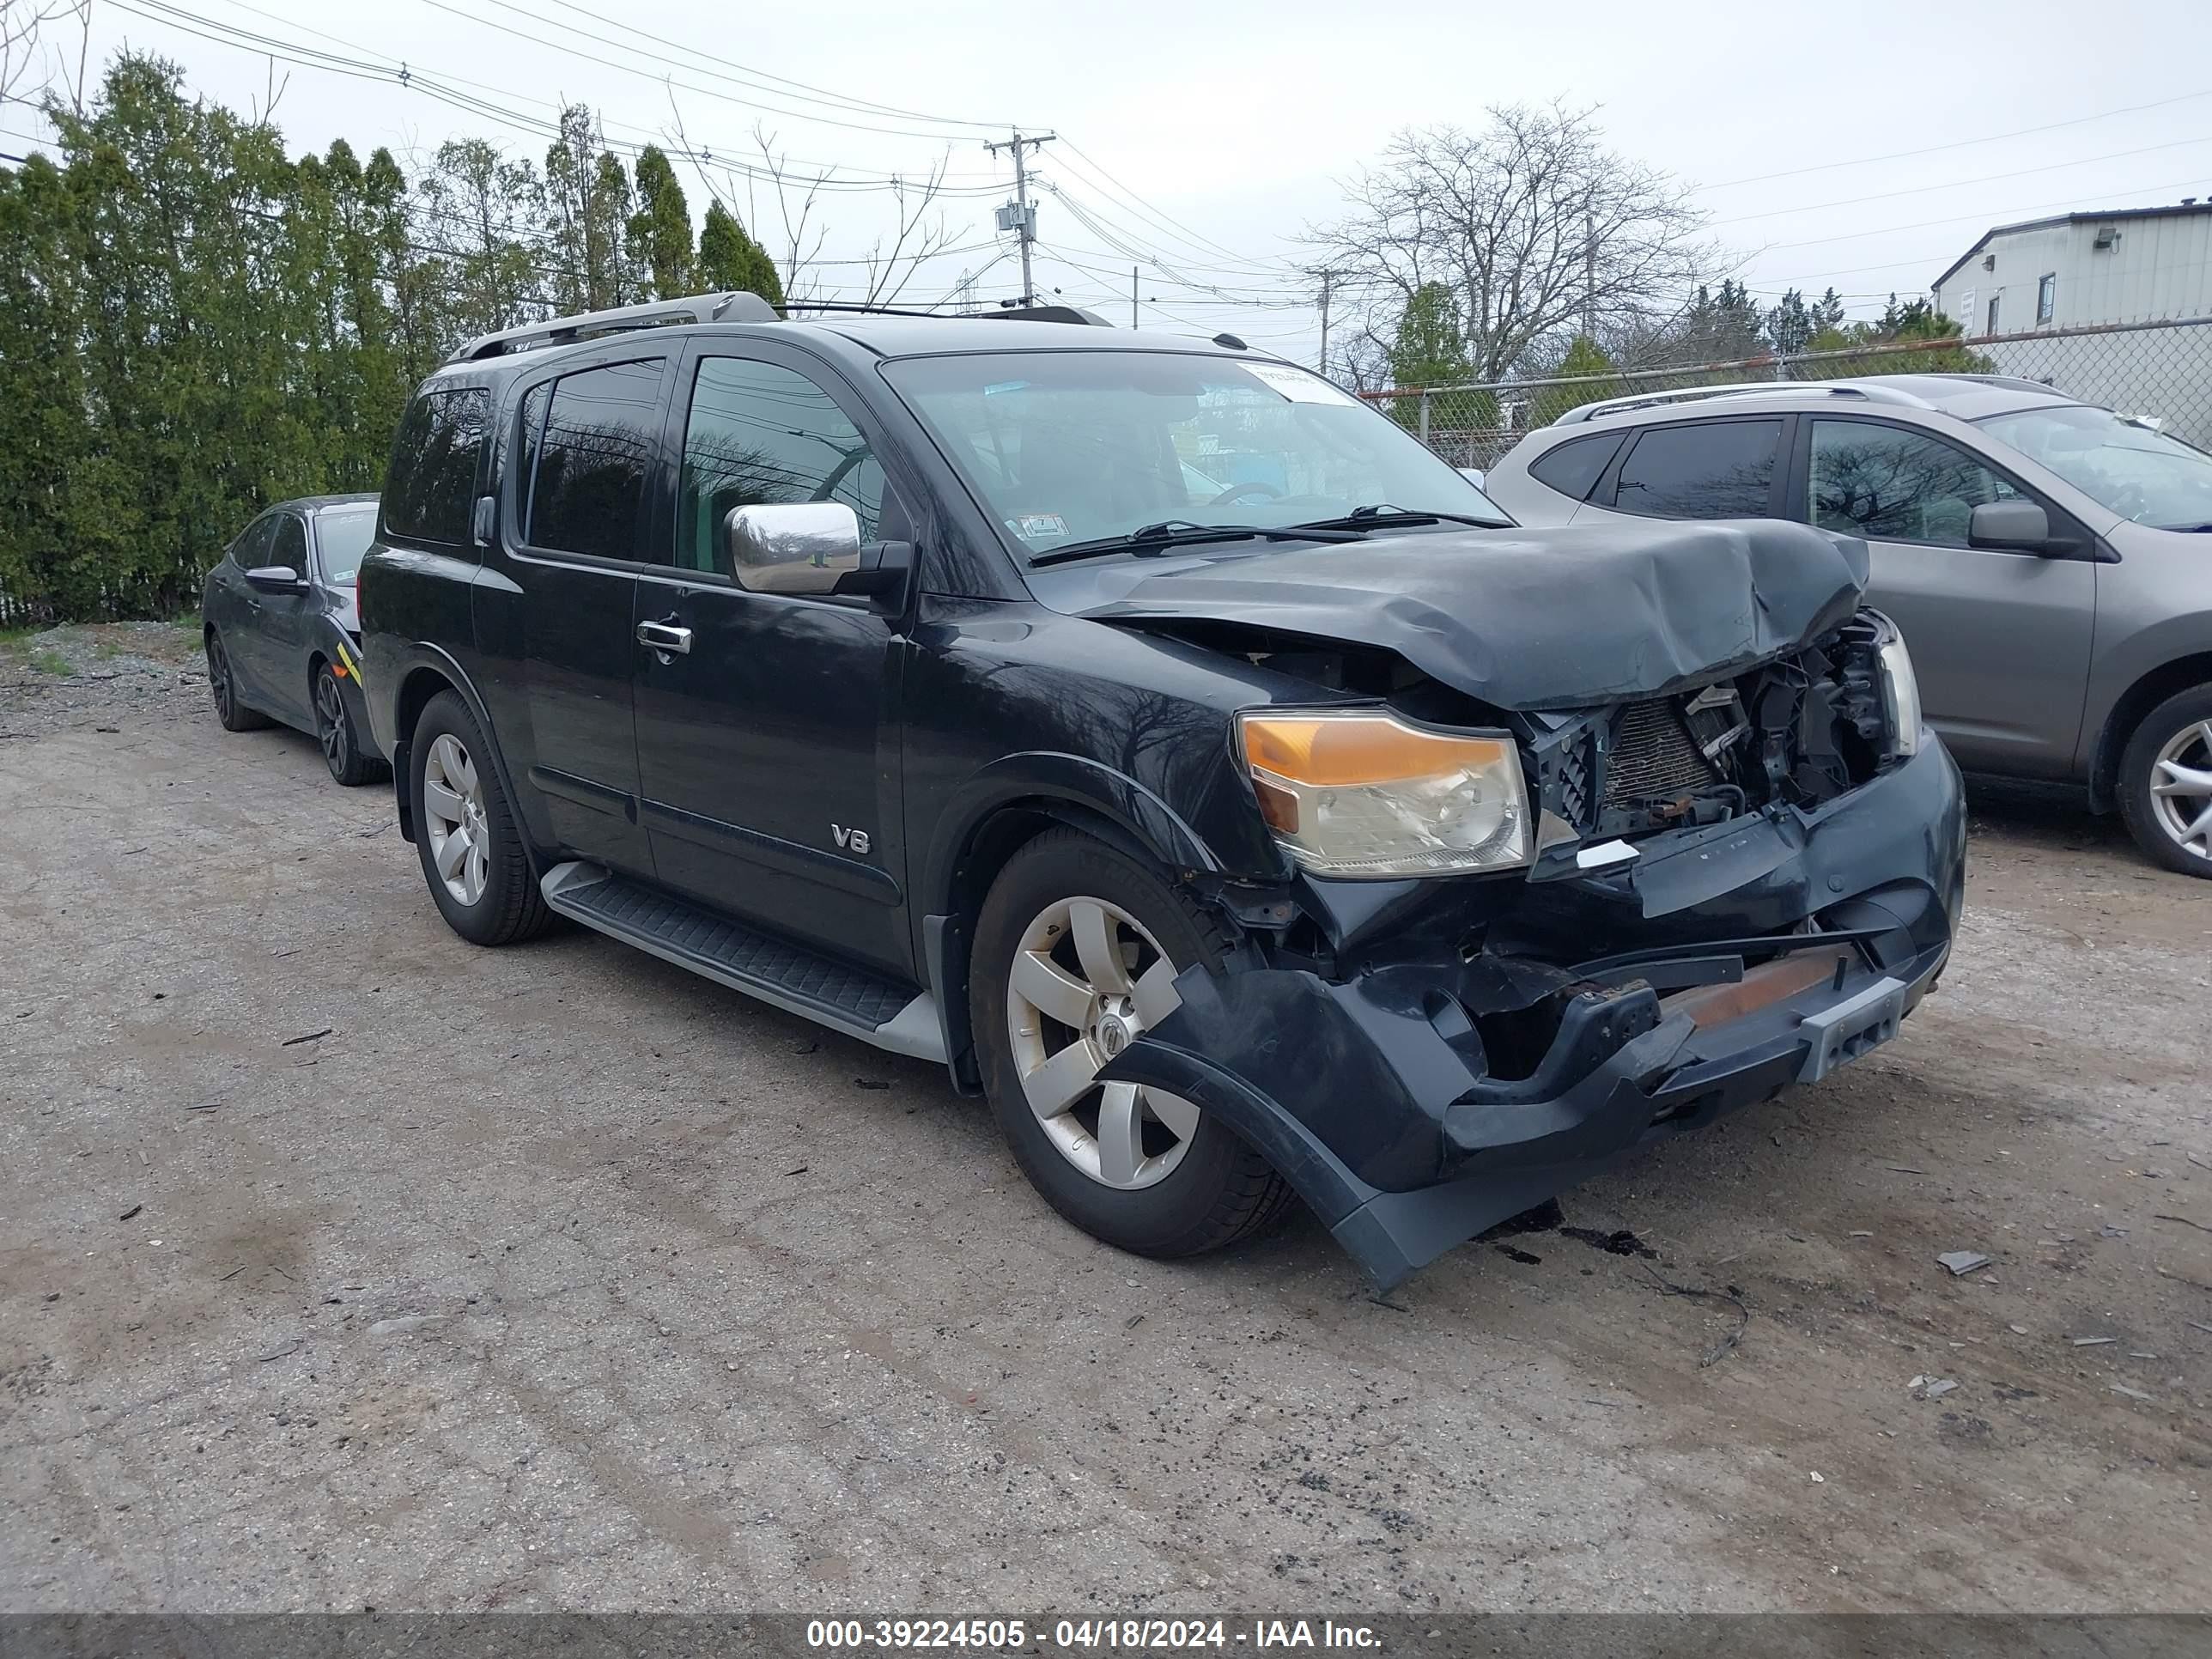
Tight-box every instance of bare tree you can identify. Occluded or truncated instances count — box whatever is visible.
[1309,103,1720,384]
[3,0,92,119]
[668,102,961,310]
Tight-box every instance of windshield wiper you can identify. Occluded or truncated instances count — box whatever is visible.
[1029,519,1362,568]
[2158,520,2212,532]
[1293,504,1515,532]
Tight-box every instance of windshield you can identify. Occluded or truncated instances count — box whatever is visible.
[1978,404,2212,530]
[316,508,378,584]
[881,349,1511,558]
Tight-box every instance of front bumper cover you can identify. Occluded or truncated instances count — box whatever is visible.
[1099,740,1966,1291]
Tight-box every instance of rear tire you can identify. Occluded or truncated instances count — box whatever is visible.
[205,630,270,732]
[2118,684,2212,878]
[409,690,554,945]
[969,828,1296,1259]
[313,660,384,787]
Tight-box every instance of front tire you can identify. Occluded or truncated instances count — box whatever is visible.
[409,690,554,945]
[2118,685,2212,878]
[313,660,384,787]
[969,828,1295,1259]
[205,630,270,732]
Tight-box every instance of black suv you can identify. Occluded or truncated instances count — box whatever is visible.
[359,292,1966,1290]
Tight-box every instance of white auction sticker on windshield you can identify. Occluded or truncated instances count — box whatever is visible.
[1243,362,1359,406]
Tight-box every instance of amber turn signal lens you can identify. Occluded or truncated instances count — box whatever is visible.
[1238,713,1515,786]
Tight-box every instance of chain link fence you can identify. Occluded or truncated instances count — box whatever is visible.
[1365,314,2212,473]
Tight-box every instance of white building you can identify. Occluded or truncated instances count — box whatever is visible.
[1929,200,2212,441]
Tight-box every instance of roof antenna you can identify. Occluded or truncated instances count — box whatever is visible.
[1212,332,1248,350]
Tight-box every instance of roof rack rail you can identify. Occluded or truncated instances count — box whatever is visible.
[779,299,1109,326]
[446,291,778,363]
[1925,372,2061,394]
[1553,379,1935,425]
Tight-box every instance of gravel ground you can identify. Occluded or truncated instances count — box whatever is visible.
[3,632,2209,1614]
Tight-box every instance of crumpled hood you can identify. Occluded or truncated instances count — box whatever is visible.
[1054,519,1871,711]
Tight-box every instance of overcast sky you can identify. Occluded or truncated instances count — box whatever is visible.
[8,0,2211,370]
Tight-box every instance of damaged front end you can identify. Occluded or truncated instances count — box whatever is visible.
[1097,605,1966,1291]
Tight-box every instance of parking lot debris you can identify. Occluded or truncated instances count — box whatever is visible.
[1125,1314,1145,1331]
[782,1165,809,1177]
[854,1078,890,1091]
[1936,1250,1991,1276]
[2191,1322,2212,1336]
[184,1101,219,1112]
[366,1316,446,1336]
[1909,1376,1960,1400]
[2009,1324,2030,1335]
[257,1339,301,1362]
[2154,1213,2212,1236]
[1637,1261,1747,1367]
[2071,1336,2117,1346]
[118,1205,142,1221]
[2110,1384,2155,1401]
[281,1028,332,1047]
[2100,1224,2128,1237]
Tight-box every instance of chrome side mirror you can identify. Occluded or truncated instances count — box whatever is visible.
[724,502,862,595]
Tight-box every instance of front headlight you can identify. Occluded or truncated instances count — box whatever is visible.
[1237,709,1532,878]
[1877,635,1923,758]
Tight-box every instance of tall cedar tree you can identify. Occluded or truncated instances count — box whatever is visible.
[698,200,784,306]
[626,146,696,301]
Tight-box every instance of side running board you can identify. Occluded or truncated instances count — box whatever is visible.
[539,862,946,1062]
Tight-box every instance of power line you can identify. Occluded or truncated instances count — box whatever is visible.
[411,0,998,143]
[529,0,1015,131]
[1756,172,2212,254]
[1711,133,2212,228]
[114,1,1007,192]
[1694,86,2212,191]
[197,0,1003,181]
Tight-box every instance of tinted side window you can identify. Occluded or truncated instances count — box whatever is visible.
[675,356,883,574]
[1614,419,1782,518]
[1808,419,2022,548]
[526,359,666,561]
[383,386,489,544]
[270,515,307,573]
[1528,433,1624,502]
[232,515,277,568]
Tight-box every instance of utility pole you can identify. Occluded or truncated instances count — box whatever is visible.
[1582,209,1596,342]
[1316,268,1336,377]
[1132,266,1139,329]
[984,128,1055,307]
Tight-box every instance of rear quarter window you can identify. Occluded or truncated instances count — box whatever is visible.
[1528,433,1625,502]
[382,386,490,545]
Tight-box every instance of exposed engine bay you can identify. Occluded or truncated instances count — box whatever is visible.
[1537,609,1897,840]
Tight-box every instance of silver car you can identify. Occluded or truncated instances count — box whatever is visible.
[1483,375,2212,875]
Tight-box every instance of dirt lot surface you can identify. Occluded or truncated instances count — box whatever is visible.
[3,627,2209,1615]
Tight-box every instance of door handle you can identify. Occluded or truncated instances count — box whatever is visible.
[635,621,692,655]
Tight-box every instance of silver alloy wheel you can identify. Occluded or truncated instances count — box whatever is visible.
[1005,895,1199,1191]
[2149,719,2212,861]
[421,732,491,906]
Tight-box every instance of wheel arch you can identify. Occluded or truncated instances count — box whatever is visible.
[386,650,520,854]
[2087,651,2212,813]
[920,757,1231,1094]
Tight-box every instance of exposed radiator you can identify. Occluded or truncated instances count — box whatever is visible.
[1604,697,1721,807]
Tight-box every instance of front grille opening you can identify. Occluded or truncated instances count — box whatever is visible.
[1603,698,1721,809]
